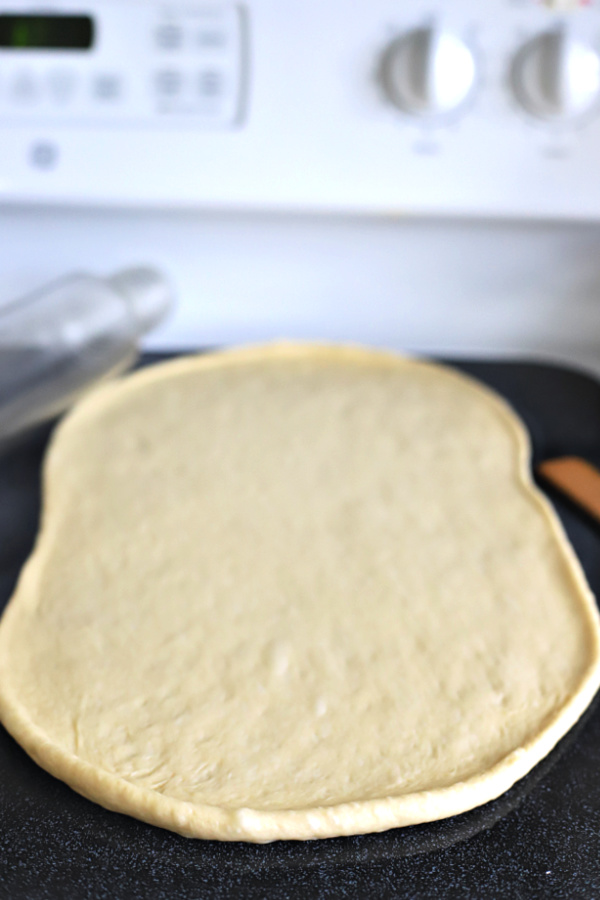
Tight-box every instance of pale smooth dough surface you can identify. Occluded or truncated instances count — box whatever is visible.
[0,343,599,843]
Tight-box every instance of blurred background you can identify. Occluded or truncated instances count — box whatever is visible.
[3,0,600,374]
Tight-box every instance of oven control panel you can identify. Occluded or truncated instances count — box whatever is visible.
[2,0,600,219]
[0,4,245,127]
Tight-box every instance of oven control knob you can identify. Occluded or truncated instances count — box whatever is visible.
[382,27,476,119]
[511,29,600,121]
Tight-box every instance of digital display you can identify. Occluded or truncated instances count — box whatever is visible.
[0,14,94,50]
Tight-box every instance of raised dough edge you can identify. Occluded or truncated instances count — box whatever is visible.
[0,341,599,843]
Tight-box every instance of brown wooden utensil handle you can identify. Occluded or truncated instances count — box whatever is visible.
[537,456,600,524]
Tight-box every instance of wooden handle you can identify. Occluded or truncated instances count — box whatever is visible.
[537,456,600,524]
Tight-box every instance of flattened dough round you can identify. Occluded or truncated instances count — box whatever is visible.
[0,344,599,843]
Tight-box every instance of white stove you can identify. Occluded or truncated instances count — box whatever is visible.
[2,0,600,372]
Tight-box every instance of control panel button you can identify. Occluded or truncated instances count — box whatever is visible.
[10,70,37,104]
[48,69,76,104]
[155,24,183,50]
[197,29,227,49]
[382,27,476,119]
[511,28,600,122]
[155,69,183,97]
[198,69,223,98]
[92,73,122,101]
[29,141,59,170]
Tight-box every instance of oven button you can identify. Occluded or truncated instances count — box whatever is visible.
[29,141,59,170]
[155,69,183,97]
[382,26,476,120]
[198,69,223,98]
[10,70,38,104]
[92,73,122,102]
[511,28,600,122]
[197,29,227,50]
[155,24,183,51]
[48,70,76,104]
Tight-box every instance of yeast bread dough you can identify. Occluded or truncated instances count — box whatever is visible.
[0,344,598,842]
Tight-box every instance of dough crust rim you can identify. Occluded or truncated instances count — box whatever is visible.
[0,342,599,843]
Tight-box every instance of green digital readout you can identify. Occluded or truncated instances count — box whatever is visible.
[0,14,94,50]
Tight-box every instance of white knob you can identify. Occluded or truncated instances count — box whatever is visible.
[383,27,476,119]
[512,29,600,122]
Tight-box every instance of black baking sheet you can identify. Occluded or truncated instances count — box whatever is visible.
[1,355,600,900]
